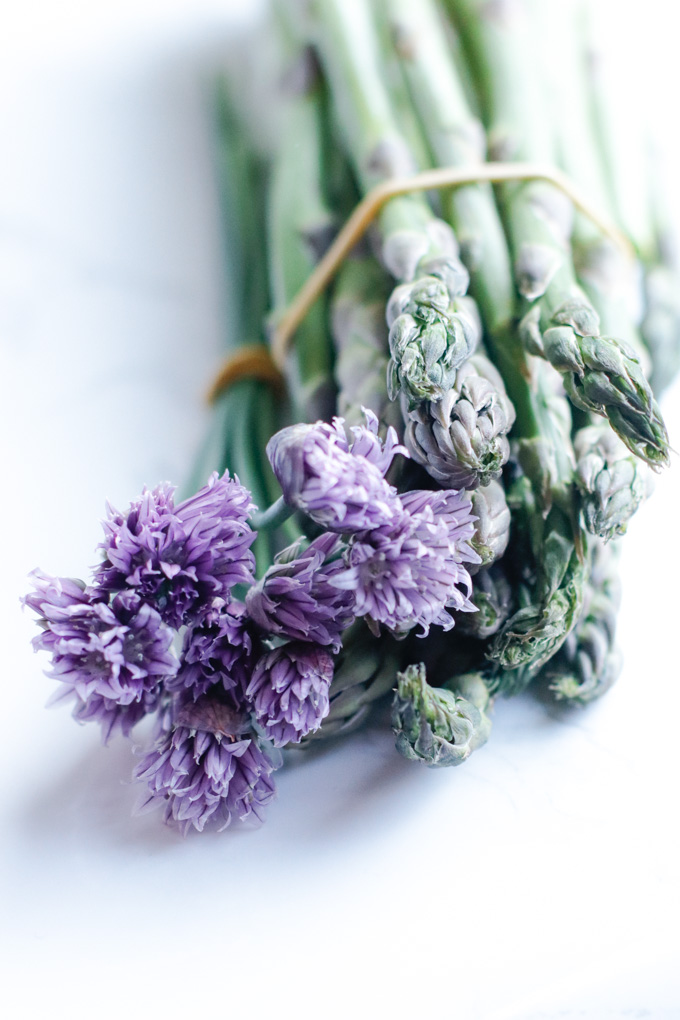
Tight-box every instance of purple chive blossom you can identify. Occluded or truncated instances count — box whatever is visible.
[94,472,256,628]
[246,642,335,747]
[134,695,279,834]
[330,489,480,638]
[24,570,177,741]
[245,533,355,652]
[266,409,408,533]
[167,599,255,700]
[71,690,160,744]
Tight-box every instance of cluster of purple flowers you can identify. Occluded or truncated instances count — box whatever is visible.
[267,410,480,637]
[25,411,479,834]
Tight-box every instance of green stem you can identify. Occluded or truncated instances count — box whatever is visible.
[310,0,444,258]
[267,47,336,423]
[526,0,648,369]
[251,496,294,533]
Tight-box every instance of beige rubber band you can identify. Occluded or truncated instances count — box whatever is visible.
[268,161,634,370]
[207,344,285,404]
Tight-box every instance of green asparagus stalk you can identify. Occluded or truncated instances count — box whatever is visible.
[307,0,482,406]
[382,0,589,683]
[641,258,680,397]
[331,252,403,432]
[520,0,655,539]
[538,2,650,371]
[267,46,336,424]
[468,479,511,569]
[448,0,669,469]
[585,6,680,395]
[540,540,622,705]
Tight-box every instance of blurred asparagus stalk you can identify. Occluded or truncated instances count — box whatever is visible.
[521,0,654,539]
[583,1,680,395]
[267,46,336,424]
[448,0,668,469]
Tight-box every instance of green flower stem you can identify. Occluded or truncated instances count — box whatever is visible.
[267,48,336,424]
[185,85,301,575]
[250,495,294,533]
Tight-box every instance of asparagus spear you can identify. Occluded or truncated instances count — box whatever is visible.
[382,0,589,683]
[267,46,336,424]
[307,0,482,405]
[583,2,680,394]
[448,0,669,470]
[455,563,512,640]
[573,423,651,541]
[522,0,654,541]
[540,540,622,705]
[468,479,511,569]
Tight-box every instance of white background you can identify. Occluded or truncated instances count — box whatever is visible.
[1,2,679,1018]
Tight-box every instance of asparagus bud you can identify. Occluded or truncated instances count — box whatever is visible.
[469,479,511,570]
[456,564,512,639]
[519,308,668,468]
[401,354,515,488]
[385,252,481,404]
[541,542,622,704]
[488,510,589,677]
[574,423,651,541]
[392,663,491,767]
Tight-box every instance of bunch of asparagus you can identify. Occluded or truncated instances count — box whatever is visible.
[252,0,673,717]
[24,0,678,832]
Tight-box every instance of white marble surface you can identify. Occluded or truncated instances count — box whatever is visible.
[1,2,679,1018]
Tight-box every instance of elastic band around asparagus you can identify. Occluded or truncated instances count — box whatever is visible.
[269,161,633,369]
[207,345,285,404]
